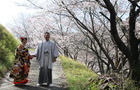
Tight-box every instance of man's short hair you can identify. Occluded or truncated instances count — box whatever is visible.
[44,32,50,35]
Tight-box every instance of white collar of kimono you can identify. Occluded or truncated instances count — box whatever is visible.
[45,40,50,42]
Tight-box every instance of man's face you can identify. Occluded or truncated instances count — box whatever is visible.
[44,33,50,41]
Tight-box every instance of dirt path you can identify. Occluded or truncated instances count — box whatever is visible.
[0,58,67,90]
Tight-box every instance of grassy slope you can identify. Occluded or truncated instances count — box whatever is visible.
[59,55,98,90]
[59,55,140,90]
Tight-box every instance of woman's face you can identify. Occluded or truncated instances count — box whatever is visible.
[22,39,27,44]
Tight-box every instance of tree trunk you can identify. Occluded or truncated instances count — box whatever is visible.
[131,60,140,85]
[129,42,140,84]
[128,3,140,84]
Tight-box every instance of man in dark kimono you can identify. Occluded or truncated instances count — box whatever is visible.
[35,32,59,87]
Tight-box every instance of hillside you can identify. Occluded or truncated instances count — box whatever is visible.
[59,55,98,90]
[59,55,140,90]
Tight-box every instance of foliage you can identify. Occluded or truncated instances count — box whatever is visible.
[88,73,123,90]
[0,25,19,76]
[88,73,140,90]
[123,79,140,90]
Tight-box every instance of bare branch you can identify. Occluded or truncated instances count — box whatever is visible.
[95,0,107,8]
[99,12,110,21]
[27,0,43,9]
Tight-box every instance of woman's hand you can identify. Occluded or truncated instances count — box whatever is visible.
[29,55,35,59]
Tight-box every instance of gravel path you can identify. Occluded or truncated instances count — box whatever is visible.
[0,58,67,90]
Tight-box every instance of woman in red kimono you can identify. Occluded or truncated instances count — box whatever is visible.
[9,37,33,85]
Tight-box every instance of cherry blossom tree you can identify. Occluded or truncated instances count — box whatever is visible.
[9,1,140,84]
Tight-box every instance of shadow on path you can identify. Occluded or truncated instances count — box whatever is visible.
[14,85,68,90]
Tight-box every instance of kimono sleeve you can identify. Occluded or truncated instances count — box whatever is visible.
[53,43,59,58]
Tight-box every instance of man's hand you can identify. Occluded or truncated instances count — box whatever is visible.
[29,55,36,59]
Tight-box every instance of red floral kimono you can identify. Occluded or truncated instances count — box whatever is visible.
[9,45,31,85]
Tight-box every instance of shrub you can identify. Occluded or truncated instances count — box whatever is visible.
[0,25,19,76]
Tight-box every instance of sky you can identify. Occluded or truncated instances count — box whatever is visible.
[0,0,37,32]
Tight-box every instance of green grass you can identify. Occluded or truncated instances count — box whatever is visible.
[28,48,35,51]
[59,55,98,90]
